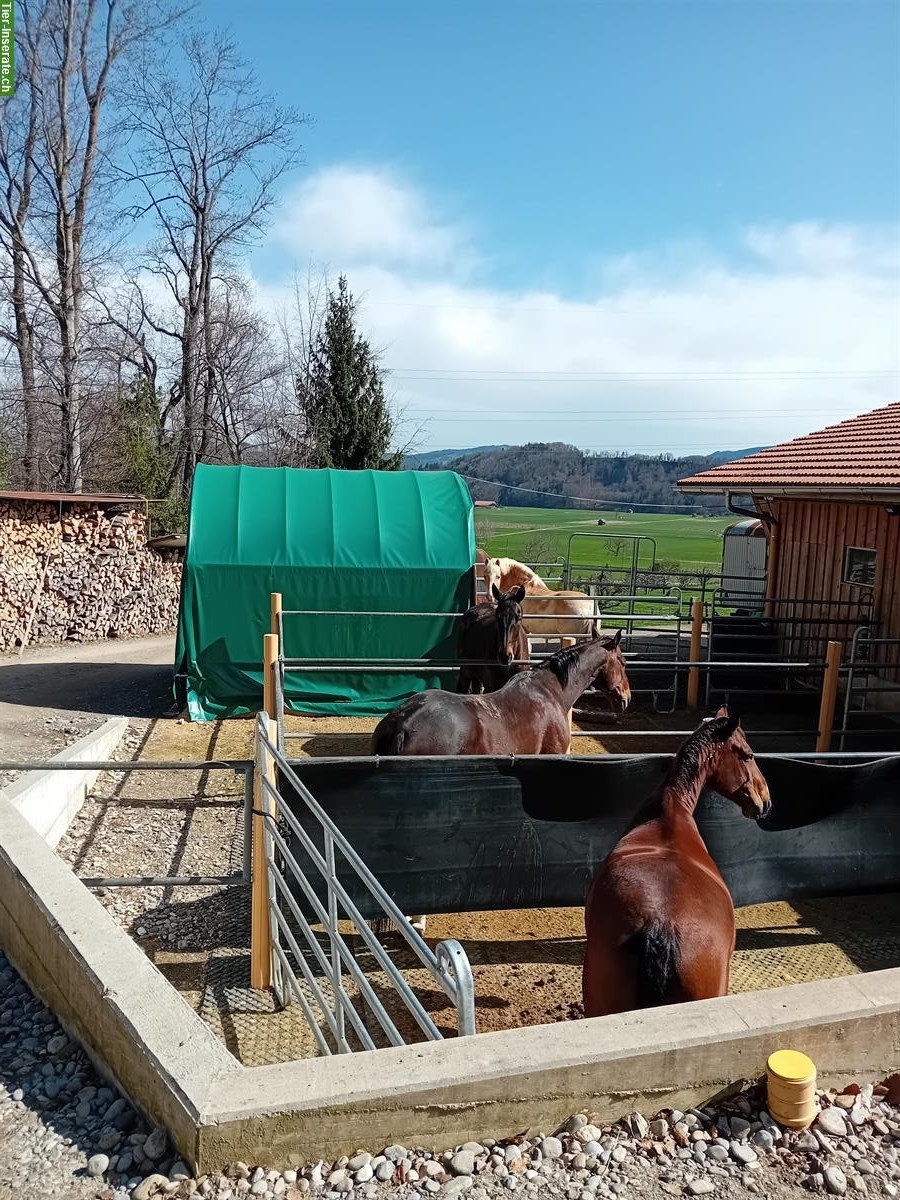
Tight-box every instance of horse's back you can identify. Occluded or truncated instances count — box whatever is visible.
[372,689,475,755]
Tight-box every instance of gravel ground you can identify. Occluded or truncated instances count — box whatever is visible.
[3,949,900,1200]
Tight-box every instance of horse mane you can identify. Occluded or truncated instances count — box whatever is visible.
[667,718,728,791]
[536,642,585,687]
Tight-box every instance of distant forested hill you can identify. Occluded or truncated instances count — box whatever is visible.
[403,445,508,468]
[421,442,767,512]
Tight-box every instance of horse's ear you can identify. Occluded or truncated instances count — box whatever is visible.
[602,629,622,649]
[713,713,741,741]
[513,584,526,602]
[716,705,729,719]
[491,583,501,602]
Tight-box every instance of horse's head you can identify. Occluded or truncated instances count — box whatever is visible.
[491,584,526,665]
[706,707,771,821]
[592,628,631,714]
[491,557,536,592]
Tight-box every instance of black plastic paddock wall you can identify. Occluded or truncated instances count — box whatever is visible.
[279,755,900,921]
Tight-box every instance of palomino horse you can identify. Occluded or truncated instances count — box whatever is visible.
[371,629,630,756]
[581,710,771,1018]
[457,584,529,694]
[488,557,597,641]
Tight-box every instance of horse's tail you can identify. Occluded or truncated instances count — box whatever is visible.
[372,725,405,755]
[632,919,680,1008]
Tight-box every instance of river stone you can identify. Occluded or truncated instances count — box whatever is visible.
[444,1179,474,1198]
[348,1155,371,1172]
[687,1183,716,1196]
[355,1166,374,1184]
[582,1143,603,1159]
[143,1127,168,1161]
[796,1132,821,1152]
[824,1168,848,1196]
[87,1154,109,1177]
[541,1138,563,1160]
[375,1162,395,1182]
[629,1114,650,1140]
[706,1145,729,1162]
[730,1142,757,1165]
[132,1176,169,1200]
[730,1118,751,1139]
[451,1152,476,1177]
[751,1130,774,1151]
[817,1110,850,1138]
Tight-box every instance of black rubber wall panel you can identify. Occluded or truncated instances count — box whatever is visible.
[280,755,900,920]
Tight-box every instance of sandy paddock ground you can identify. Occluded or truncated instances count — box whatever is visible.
[52,710,900,1063]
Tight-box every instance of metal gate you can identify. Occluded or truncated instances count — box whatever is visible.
[255,715,476,1054]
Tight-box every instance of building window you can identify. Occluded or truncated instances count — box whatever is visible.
[842,546,877,588]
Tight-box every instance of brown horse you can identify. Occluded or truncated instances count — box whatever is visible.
[582,710,771,1018]
[457,584,529,694]
[372,629,630,756]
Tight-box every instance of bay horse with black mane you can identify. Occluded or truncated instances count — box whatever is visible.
[372,629,630,756]
[582,710,771,1018]
[457,584,529,694]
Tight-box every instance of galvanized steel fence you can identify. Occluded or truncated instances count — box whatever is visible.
[254,714,476,1054]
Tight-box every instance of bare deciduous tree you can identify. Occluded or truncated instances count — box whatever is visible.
[0,0,182,490]
[122,31,304,493]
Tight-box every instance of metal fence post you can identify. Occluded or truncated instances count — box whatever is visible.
[687,600,704,710]
[323,829,347,1050]
[816,640,843,753]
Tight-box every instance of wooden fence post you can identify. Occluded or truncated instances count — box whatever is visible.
[687,599,704,710]
[251,637,279,989]
[263,631,278,723]
[816,640,842,753]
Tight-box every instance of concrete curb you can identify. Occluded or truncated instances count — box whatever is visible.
[0,792,239,1164]
[2,715,128,847]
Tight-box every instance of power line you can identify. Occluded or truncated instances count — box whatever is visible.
[390,367,899,380]
[461,474,728,512]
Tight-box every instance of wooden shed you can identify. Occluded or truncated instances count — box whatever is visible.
[678,402,900,706]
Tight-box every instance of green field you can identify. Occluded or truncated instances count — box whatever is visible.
[476,507,730,576]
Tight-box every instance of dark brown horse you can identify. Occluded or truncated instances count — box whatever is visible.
[582,710,771,1018]
[372,629,630,756]
[457,584,529,694]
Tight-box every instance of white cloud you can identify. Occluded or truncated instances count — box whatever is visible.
[255,168,900,456]
[743,222,900,277]
[273,166,474,274]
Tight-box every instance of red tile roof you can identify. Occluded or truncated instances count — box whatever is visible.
[678,403,900,494]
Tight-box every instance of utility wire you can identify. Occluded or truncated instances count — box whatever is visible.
[461,474,730,512]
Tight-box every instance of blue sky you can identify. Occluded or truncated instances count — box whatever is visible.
[208,1,900,454]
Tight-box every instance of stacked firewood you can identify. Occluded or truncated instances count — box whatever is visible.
[0,499,183,651]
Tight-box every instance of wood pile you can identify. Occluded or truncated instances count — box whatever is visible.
[0,498,183,651]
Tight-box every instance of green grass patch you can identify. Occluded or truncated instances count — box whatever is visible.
[477,507,730,572]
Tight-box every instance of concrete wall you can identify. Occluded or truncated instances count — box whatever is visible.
[197,968,900,1167]
[0,792,238,1164]
[2,716,127,847]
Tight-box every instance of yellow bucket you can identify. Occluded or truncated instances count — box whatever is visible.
[766,1050,818,1129]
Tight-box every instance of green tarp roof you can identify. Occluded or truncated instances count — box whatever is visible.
[175,464,475,720]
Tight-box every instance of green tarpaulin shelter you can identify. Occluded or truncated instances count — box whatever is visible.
[175,464,476,720]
